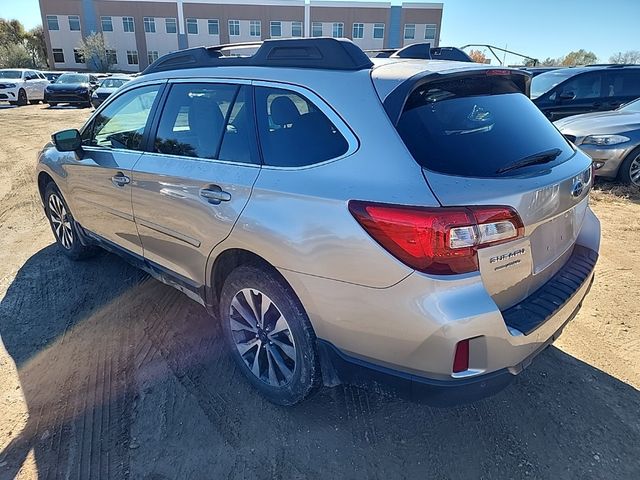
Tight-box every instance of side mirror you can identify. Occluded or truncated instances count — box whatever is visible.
[52,129,82,152]
[559,91,576,101]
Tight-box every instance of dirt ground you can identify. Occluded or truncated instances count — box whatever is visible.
[0,104,638,480]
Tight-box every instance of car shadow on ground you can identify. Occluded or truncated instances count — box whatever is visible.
[0,245,639,479]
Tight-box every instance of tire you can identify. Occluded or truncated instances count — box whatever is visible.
[617,147,640,187]
[16,89,27,107]
[220,264,321,405]
[44,183,98,260]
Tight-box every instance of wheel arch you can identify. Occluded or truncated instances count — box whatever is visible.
[207,248,316,325]
[37,171,56,203]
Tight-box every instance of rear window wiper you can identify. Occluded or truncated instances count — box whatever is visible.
[496,148,562,174]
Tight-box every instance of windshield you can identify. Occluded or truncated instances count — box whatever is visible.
[0,70,22,79]
[530,70,579,99]
[56,74,89,84]
[100,78,129,88]
[396,76,574,178]
[620,97,640,113]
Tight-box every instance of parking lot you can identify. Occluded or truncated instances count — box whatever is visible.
[0,104,639,479]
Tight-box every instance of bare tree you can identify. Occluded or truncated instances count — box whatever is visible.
[609,50,640,64]
[78,32,113,72]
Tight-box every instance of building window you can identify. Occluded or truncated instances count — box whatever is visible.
[165,18,177,34]
[127,50,139,65]
[186,18,198,34]
[101,16,113,32]
[373,23,384,39]
[68,15,81,32]
[332,22,343,38]
[208,19,219,35]
[352,23,364,39]
[144,17,156,33]
[228,20,240,36]
[123,17,135,33]
[46,15,59,31]
[105,49,117,64]
[148,51,159,64]
[404,24,415,40]
[250,20,261,37]
[52,48,64,63]
[312,22,322,37]
[73,48,85,63]
[291,21,302,37]
[270,21,281,37]
[424,24,437,41]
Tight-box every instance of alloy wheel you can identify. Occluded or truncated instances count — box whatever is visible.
[229,288,297,387]
[48,193,73,249]
[630,155,640,186]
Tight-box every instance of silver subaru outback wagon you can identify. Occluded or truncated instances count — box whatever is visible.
[35,38,600,406]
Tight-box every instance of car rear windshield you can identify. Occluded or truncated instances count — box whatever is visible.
[56,74,89,84]
[0,70,22,79]
[396,75,574,178]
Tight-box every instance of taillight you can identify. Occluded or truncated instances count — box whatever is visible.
[348,201,524,275]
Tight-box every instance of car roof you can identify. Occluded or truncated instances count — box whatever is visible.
[370,58,524,101]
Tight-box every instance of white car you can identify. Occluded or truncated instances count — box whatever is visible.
[0,68,49,106]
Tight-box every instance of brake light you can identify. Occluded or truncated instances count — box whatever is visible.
[348,201,524,275]
[486,69,511,76]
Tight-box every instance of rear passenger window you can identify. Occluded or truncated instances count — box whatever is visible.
[605,70,640,98]
[255,87,348,167]
[556,72,603,100]
[154,83,257,163]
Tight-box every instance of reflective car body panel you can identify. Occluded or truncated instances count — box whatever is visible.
[36,52,600,390]
[555,104,640,179]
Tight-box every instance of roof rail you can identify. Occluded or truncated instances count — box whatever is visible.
[143,37,373,75]
[585,63,640,68]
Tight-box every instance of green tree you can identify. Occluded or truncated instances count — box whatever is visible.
[0,19,48,68]
[561,49,598,67]
[609,50,640,64]
[78,32,113,72]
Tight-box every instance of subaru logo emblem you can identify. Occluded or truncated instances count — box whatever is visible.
[571,180,584,197]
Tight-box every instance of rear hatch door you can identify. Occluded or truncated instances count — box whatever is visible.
[386,69,593,310]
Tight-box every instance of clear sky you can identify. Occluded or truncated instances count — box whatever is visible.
[3,0,639,64]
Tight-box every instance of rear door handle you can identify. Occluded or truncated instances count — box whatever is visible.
[111,172,130,187]
[200,186,231,204]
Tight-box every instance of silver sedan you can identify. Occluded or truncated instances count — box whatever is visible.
[555,98,640,186]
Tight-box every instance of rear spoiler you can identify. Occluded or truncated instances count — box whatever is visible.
[382,68,533,125]
[365,44,473,62]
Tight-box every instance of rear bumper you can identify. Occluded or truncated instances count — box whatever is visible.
[317,253,595,406]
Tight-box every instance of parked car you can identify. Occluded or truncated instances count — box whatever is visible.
[41,71,73,83]
[44,73,100,107]
[520,66,562,77]
[91,75,132,108]
[555,97,640,185]
[36,38,600,406]
[0,68,48,106]
[531,65,640,120]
